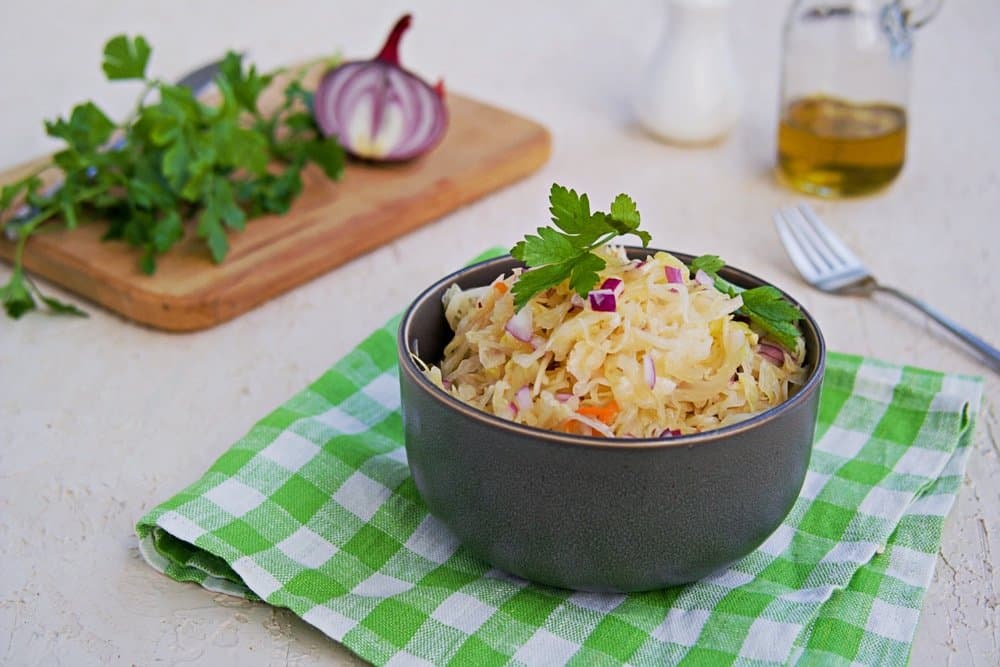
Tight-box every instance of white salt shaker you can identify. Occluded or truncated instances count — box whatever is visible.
[632,0,741,145]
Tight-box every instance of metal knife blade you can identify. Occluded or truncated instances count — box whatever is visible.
[173,53,243,95]
[4,53,242,239]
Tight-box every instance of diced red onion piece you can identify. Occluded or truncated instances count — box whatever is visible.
[660,428,682,438]
[442,379,452,390]
[555,392,574,403]
[695,269,714,287]
[508,402,518,416]
[600,277,624,295]
[588,289,617,312]
[570,293,586,309]
[758,342,786,366]
[644,353,656,389]
[515,386,532,411]
[665,266,685,284]
[504,307,533,342]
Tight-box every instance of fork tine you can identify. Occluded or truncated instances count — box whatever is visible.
[773,209,821,281]
[796,203,862,267]
[783,206,843,271]
[776,207,835,276]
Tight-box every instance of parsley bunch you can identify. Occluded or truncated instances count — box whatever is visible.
[0,35,345,319]
[510,184,803,351]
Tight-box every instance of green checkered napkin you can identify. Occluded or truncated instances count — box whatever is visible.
[137,316,982,666]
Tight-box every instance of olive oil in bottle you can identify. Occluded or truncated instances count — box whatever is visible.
[777,96,907,197]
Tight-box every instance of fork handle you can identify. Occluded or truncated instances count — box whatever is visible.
[876,285,1000,373]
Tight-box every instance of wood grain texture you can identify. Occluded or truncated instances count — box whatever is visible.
[0,93,550,331]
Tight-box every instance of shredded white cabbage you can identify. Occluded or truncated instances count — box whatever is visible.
[421,246,807,438]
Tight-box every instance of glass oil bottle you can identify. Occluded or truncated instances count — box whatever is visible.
[776,0,940,197]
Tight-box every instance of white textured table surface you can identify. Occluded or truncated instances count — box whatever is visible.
[1,1,997,664]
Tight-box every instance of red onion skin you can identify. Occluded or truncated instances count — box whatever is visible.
[375,19,443,104]
[504,307,533,343]
[374,15,410,65]
[600,277,624,295]
[588,289,617,312]
[515,386,532,412]
[758,342,786,366]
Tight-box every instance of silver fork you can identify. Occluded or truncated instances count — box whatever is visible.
[774,203,1000,373]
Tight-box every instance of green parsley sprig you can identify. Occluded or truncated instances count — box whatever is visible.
[0,35,345,319]
[511,184,650,309]
[509,184,803,351]
[689,255,803,351]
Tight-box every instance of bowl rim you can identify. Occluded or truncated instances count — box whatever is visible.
[398,248,826,450]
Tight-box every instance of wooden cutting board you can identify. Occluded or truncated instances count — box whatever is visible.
[0,88,550,331]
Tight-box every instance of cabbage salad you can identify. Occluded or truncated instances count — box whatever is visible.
[420,245,807,439]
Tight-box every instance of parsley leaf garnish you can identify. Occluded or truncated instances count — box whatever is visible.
[101,35,152,80]
[507,187,803,352]
[691,254,803,351]
[0,34,345,319]
[510,184,650,309]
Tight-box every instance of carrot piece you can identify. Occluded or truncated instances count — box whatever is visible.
[577,401,620,425]
[493,281,509,294]
[561,420,595,437]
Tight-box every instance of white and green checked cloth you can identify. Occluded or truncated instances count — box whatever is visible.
[137,315,983,666]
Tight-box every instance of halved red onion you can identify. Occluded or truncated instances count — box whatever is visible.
[515,386,532,412]
[314,14,448,161]
[758,342,786,366]
[644,353,656,389]
[504,306,533,342]
[665,266,685,284]
[588,289,617,312]
[600,277,624,295]
[694,269,714,287]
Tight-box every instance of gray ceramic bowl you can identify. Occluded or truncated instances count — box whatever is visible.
[397,249,825,592]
